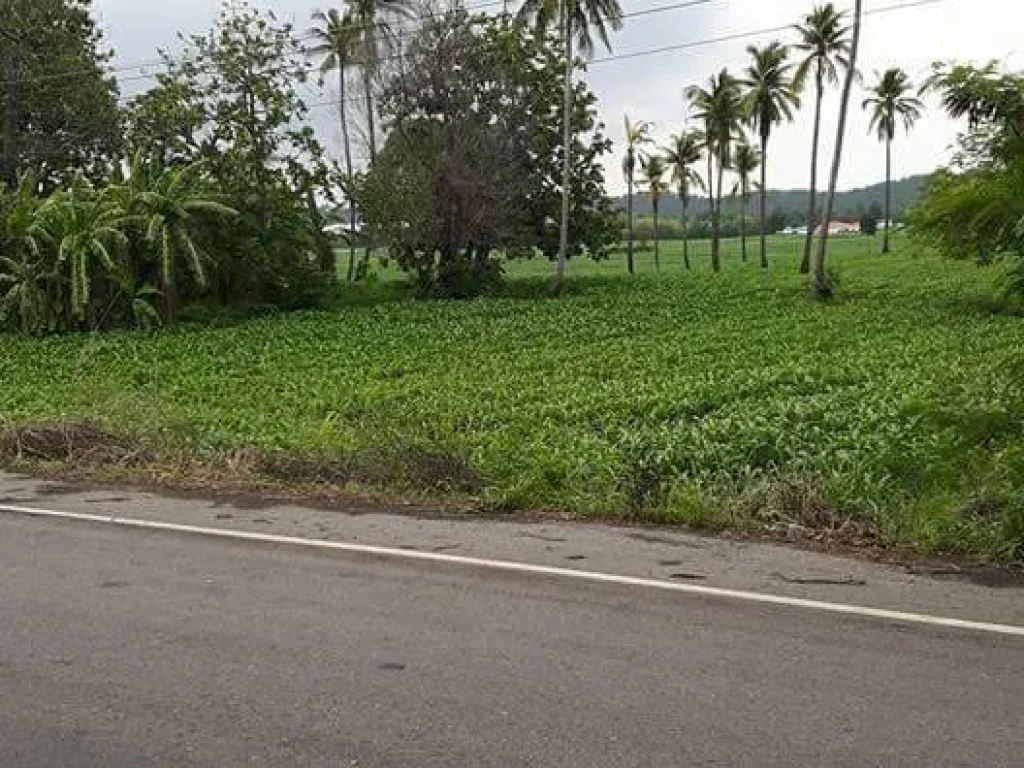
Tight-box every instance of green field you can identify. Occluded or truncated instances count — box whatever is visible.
[3,235,1024,559]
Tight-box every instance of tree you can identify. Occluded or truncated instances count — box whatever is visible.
[813,0,862,299]
[794,3,851,274]
[0,0,121,190]
[309,9,362,281]
[518,0,623,293]
[742,42,800,269]
[361,11,618,297]
[0,172,55,332]
[859,201,881,236]
[731,140,759,263]
[125,0,335,310]
[622,115,652,275]
[642,155,670,271]
[687,70,743,272]
[863,68,922,254]
[662,131,704,270]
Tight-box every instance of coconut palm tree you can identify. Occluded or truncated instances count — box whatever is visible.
[519,0,623,293]
[308,8,362,280]
[662,130,704,270]
[731,140,759,264]
[814,0,863,299]
[863,68,923,254]
[622,115,652,275]
[642,155,670,272]
[794,3,851,274]
[742,42,800,269]
[346,0,415,162]
[687,70,743,273]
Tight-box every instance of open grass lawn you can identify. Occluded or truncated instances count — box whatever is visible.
[3,235,1024,559]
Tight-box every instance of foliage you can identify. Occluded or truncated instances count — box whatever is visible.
[3,242,1024,560]
[360,12,619,298]
[859,201,882,236]
[124,0,336,309]
[910,63,1024,294]
[0,0,121,190]
[863,68,923,142]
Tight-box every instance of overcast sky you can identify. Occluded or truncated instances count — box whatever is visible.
[93,0,1022,193]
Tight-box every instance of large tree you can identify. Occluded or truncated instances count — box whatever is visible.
[361,11,618,298]
[622,115,652,275]
[863,68,923,254]
[742,42,800,269]
[813,0,863,299]
[0,0,120,190]
[642,154,670,272]
[662,130,704,271]
[518,0,623,293]
[308,9,362,280]
[687,70,743,273]
[794,3,851,274]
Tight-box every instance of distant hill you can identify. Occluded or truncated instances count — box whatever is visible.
[617,174,930,222]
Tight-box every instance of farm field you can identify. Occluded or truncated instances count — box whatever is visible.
[2,236,1023,559]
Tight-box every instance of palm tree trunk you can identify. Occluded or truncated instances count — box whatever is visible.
[360,50,376,279]
[814,0,862,299]
[653,200,660,271]
[760,135,769,269]
[800,68,825,274]
[740,183,747,263]
[681,195,690,270]
[713,155,725,273]
[706,150,715,271]
[626,168,635,275]
[883,134,892,254]
[554,7,573,293]
[339,66,357,282]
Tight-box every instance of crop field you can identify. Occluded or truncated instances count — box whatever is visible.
[2,236,1023,559]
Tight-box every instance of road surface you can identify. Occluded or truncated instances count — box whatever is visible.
[1,513,1022,767]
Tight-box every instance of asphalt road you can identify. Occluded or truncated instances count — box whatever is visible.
[2,514,1022,767]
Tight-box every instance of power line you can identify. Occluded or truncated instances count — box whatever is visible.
[295,0,952,113]
[6,0,722,91]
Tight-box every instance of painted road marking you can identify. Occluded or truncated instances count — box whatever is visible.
[2,501,1023,637]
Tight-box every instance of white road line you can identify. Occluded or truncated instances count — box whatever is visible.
[2,501,1023,637]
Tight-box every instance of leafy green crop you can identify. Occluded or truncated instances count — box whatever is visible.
[3,236,1023,559]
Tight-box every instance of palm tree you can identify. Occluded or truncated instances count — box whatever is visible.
[519,0,623,293]
[731,141,759,264]
[0,173,56,334]
[813,0,863,299]
[116,157,237,323]
[742,42,800,269]
[794,3,851,274]
[687,70,743,272]
[346,0,414,162]
[642,155,670,271]
[662,130,704,270]
[40,178,129,324]
[863,68,923,254]
[622,115,652,275]
[309,8,361,281]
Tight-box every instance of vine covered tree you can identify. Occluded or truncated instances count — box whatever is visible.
[863,68,923,253]
[742,41,800,269]
[794,3,851,273]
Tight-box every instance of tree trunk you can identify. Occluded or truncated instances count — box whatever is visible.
[740,181,748,263]
[681,193,690,270]
[360,51,376,279]
[713,154,725,273]
[653,199,660,271]
[339,65,357,282]
[706,149,715,271]
[554,8,572,294]
[1,40,20,191]
[883,134,892,254]
[759,134,769,269]
[626,166,635,275]
[813,0,862,299]
[800,67,825,274]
